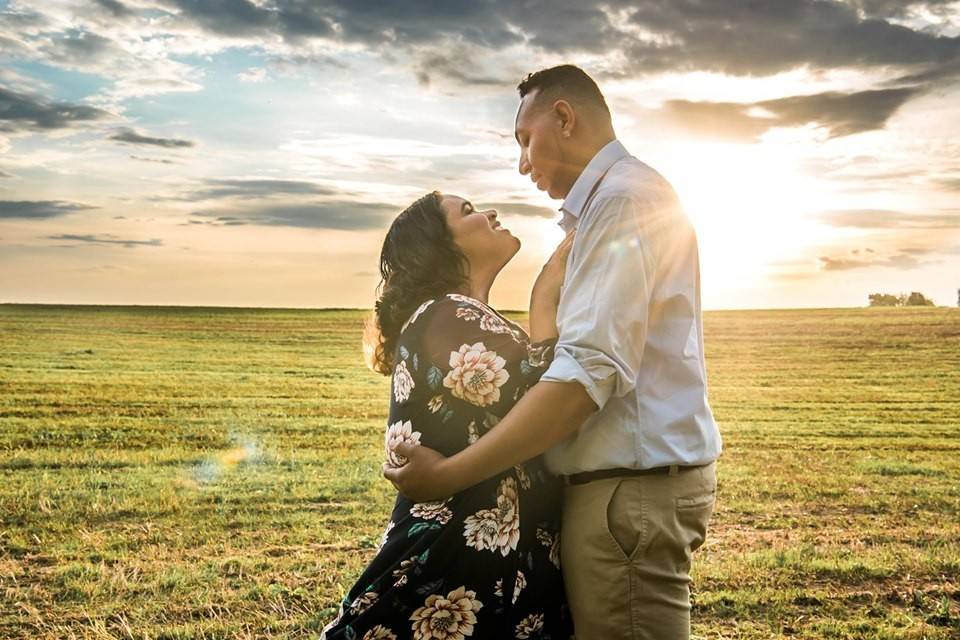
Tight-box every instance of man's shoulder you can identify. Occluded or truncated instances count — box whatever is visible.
[593,157,677,205]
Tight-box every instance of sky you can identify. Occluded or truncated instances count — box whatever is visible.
[1,0,959,311]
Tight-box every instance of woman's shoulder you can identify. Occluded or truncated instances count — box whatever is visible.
[401,293,528,347]
[399,294,486,334]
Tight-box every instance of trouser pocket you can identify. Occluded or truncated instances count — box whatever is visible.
[606,479,644,561]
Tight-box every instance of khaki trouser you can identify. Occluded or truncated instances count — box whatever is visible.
[561,463,717,640]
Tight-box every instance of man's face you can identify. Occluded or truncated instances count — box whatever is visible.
[514,91,577,200]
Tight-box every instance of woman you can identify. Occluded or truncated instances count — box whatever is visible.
[322,191,574,640]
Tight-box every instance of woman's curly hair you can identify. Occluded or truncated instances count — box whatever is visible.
[364,191,470,375]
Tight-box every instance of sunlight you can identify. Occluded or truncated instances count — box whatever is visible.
[657,139,837,292]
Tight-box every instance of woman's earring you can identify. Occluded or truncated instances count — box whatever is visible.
[563,131,570,138]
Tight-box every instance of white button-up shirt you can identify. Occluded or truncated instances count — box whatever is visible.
[542,139,722,474]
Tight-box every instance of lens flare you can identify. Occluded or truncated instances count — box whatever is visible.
[187,436,263,486]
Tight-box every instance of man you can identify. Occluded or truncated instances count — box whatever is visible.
[385,65,722,639]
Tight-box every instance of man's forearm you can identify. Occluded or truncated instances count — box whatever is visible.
[441,380,596,493]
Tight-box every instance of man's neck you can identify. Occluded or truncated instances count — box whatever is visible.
[563,134,616,197]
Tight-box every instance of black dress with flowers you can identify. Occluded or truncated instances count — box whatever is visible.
[322,294,572,640]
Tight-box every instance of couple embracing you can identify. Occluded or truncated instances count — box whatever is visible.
[322,65,722,640]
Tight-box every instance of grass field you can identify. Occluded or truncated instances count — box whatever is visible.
[1,304,958,639]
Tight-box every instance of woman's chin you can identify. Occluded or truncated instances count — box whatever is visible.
[495,239,522,271]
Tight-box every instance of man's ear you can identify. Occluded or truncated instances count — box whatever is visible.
[552,99,575,138]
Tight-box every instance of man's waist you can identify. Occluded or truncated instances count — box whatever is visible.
[562,462,713,486]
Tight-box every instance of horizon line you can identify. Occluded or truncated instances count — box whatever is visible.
[2,301,955,313]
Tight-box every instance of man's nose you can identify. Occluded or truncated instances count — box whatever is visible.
[518,153,530,175]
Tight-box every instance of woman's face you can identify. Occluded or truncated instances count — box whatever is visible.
[440,194,520,274]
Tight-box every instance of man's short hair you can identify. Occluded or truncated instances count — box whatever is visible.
[517,65,611,119]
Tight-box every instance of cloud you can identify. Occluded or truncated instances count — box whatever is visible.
[0,8,204,103]
[190,200,397,230]
[622,1,960,78]
[129,155,177,165]
[663,87,922,140]
[90,0,135,19]
[160,0,508,47]
[818,252,928,271]
[47,233,162,248]
[165,178,342,202]
[0,86,112,133]
[6,0,958,114]
[0,200,97,219]
[815,209,960,229]
[37,29,118,67]
[847,0,960,20]
[237,67,267,83]
[0,171,13,178]
[935,177,960,192]
[480,202,557,218]
[156,1,960,81]
[109,127,195,148]
[412,48,518,89]
[174,178,340,201]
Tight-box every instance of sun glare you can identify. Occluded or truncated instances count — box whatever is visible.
[658,140,833,291]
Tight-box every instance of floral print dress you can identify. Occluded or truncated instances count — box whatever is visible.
[322,294,571,640]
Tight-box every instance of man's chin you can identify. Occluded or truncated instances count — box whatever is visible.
[545,185,564,200]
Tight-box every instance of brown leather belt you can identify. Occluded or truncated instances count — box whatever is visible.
[563,463,710,486]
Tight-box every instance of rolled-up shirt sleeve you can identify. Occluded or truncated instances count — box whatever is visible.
[540,195,654,410]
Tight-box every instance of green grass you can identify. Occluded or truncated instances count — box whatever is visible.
[1,304,958,639]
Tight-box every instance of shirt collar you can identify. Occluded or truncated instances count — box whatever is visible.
[559,139,630,223]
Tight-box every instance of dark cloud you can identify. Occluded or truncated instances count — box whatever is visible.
[763,88,920,137]
[413,50,515,89]
[39,30,116,66]
[109,127,195,148]
[816,209,960,229]
[155,1,959,81]
[6,0,958,133]
[663,87,922,140]
[161,0,517,48]
[0,171,13,178]
[190,200,397,230]
[183,178,338,201]
[161,0,279,38]
[91,0,135,19]
[0,200,97,219]
[0,86,111,133]
[847,0,958,19]
[129,155,177,165]
[47,233,162,248]
[0,8,50,31]
[480,202,557,219]
[623,1,960,78]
